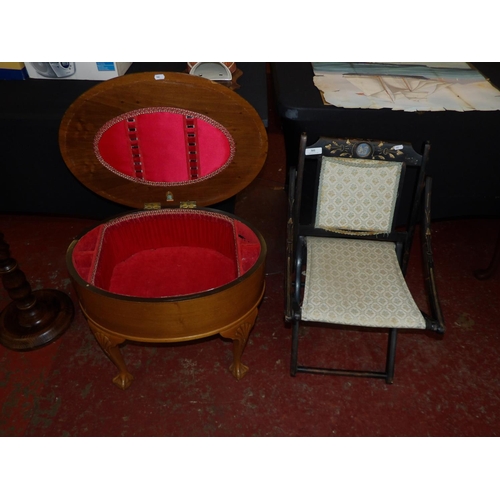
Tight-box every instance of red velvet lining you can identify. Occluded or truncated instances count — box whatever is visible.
[109,247,236,297]
[72,210,261,298]
[95,109,233,185]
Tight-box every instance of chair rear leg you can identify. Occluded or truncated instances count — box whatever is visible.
[290,319,300,376]
[385,328,398,384]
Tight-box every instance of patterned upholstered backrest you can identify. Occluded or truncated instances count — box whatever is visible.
[315,156,404,235]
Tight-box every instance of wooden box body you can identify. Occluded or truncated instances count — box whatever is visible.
[59,72,268,389]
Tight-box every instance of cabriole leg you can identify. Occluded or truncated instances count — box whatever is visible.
[220,307,258,380]
[88,321,134,390]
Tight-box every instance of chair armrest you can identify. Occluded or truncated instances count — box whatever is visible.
[285,167,297,321]
[421,176,445,333]
[285,133,308,322]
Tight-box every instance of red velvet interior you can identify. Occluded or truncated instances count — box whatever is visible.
[71,210,261,298]
[95,109,234,185]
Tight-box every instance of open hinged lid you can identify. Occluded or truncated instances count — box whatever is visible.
[59,72,268,209]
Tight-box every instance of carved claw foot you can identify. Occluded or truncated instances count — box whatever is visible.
[113,371,134,390]
[229,361,249,380]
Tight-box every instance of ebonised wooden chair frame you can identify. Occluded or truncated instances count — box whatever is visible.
[285,133,445,384]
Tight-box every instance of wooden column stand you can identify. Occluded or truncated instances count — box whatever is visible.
[0,232,74,350]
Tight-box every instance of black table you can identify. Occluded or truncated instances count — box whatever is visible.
[0,62,267,218]
[271,62,500,220]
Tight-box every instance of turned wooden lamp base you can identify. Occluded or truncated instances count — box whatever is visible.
[0,231,74,351]
[0,289,74,351]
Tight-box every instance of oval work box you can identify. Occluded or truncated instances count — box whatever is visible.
[59,72,268,389]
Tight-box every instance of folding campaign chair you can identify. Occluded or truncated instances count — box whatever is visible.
[285,133,445,383]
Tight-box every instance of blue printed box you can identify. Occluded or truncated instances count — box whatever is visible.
[24,62,132,80]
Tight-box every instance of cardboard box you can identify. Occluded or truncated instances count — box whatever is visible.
[0,62,28,80]
[24,62,132,81]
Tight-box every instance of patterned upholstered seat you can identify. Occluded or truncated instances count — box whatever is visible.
[301,238,426,329]
[285,135,445,384]
[303,155,425,330]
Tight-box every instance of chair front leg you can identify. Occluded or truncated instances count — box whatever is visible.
[290,319,300,376]
[385,328,398,384]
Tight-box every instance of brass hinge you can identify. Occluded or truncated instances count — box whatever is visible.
[144,202,161,210]
[180,201,197,209]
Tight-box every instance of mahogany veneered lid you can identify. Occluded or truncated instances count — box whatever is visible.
[59,72,268,208]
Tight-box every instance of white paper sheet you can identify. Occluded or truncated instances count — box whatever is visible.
[312,63,500,112]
